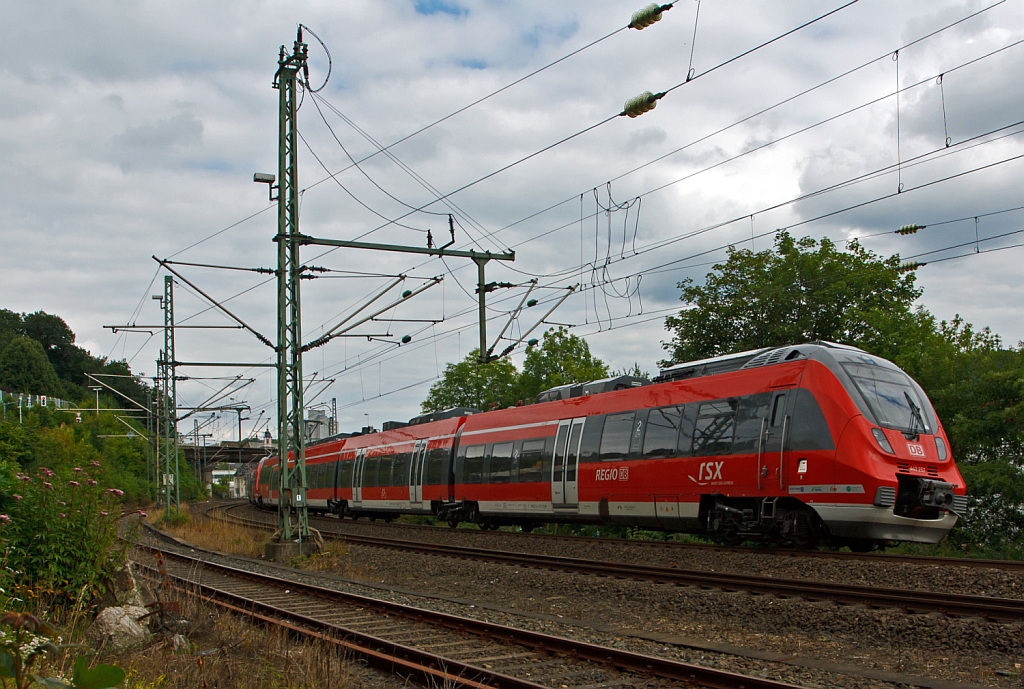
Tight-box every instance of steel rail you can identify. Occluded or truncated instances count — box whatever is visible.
[132,540,803,689]
[227,498,1024,572]
[217,503,1024,621]
[230,499,1024,571]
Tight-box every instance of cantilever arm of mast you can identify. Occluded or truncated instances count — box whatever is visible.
[315,276,405,341]
[486,279,538,359]
[154,257,276,349]
[84,372,150,412]
[496,284,578,359]
[175,361,276,367]
[298,236,515,262]
[302,276,443,352]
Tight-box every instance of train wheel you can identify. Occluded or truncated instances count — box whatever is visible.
[448,518,460,529]
[720,525,743,546]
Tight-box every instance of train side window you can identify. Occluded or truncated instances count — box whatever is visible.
[734,393,771,453]
[788,389,835,450]
[629,409,648,458]
[579,416,605,463]
[692,399,736,456]
[380,455,396,487]
[643,406,683,458]
[339,459,352,488]
[518,439,547,482]
[364,457,380,487]
[771,394,787,427]
[599,412,635,461]
[463,444,485,484]
[488,442,514,483]
[393,452,411,486]
[425,447,448,485]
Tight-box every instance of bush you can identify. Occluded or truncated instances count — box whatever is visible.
[946,459,1024,557]
[0,464,128,604]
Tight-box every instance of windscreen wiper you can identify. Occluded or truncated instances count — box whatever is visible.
[904,391,925,440]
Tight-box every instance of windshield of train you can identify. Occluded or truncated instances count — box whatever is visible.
[841,362,932,435]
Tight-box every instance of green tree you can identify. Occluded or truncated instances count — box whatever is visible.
[0,337,64,397]
[0,309,21,358]
[518,327,609,401]
[661,232,921,365]
[422,349,520,412]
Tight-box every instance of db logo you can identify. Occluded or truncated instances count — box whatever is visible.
[907,444,926,457]
[595,467,630,482]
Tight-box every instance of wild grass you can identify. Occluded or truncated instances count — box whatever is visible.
[146,507,267,560]
[35,583,358,689]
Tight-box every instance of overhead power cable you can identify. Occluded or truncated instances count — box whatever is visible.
[307,0,1007,287]
[350,1,861,239]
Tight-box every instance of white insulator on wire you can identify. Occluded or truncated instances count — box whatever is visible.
[623,91,658,118]
[630,3,665,29]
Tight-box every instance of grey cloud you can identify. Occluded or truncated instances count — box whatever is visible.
[3,0,1023,436]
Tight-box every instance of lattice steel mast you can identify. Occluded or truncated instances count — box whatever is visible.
[274,29,310,542]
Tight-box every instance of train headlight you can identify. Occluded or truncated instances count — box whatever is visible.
[934,436,948,461]
[871,428,894,454]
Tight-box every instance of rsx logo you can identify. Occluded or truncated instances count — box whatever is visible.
[698,461,724,481]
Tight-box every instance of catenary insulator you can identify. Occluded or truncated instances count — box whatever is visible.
[898,261,925,272]
[623,91,660,118]
[896,223,925,235]
[630,3,670,29]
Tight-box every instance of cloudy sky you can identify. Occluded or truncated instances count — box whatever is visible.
[2,0,1022,440]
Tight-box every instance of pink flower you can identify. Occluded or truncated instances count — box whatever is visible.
[12,495,22,501]
[90,461,100,467]
[58,513,66,519]
[17,475,31,483]
[42,482,53,491]
[100,512,108,517]
[73,467,82,473]
[38,467,55,477]
[138,511,147,518]
[87,479,97,486]
[106,488,124,497]
[68,481,80,488]
[0,515,10,524]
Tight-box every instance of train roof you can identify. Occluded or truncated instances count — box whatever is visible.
[653,341,872,383]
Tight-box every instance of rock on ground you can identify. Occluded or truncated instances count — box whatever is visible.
[85,605,151,653]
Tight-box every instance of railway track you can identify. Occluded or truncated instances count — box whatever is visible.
[131,539,804,689]
[215,502,1024,622]
[241,499,1024,572]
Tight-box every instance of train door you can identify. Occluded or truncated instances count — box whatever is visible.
[409,440,428,508]
[758,391,790,491]
[352,449,366,507]
[552,418,584,507]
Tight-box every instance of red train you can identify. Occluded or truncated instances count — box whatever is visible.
[250,342,966,549]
